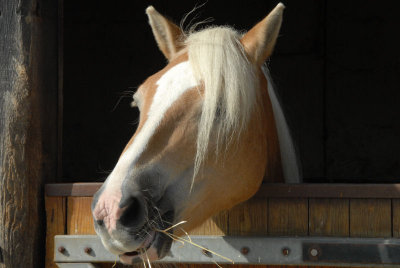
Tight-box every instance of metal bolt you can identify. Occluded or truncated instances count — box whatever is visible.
[84,247,92,254]
[310,248,319,257]
[202,249,212,258]
[241,247,250,255]
[58,246,66,254]
[282,247,290,256]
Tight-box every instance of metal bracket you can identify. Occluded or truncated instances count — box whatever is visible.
[56,264,99,268]
[55,235,400,266]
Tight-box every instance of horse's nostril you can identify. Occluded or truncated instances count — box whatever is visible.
[119,195,146,228]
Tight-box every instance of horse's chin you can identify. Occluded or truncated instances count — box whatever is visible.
[119,246,159,264]
[119,230,173,264]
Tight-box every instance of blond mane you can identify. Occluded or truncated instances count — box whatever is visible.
[185,27,258,182]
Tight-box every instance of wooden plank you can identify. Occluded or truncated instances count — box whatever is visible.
[228,198,268,235]
[268,198,308,236]
[46,183,103,196]
[188,212,228,236]
[350,199,391,237]
[67,197,96,235]
[46,183,400,198]
[45,197,66,268]
[309,198,349,236]
[256,183,400,199]
[392,199,400,237]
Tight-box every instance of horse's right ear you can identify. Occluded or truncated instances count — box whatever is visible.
[146,6,184,61]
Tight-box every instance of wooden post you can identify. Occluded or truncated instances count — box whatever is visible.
[0,0,58,267]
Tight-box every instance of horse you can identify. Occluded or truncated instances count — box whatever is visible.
[91,3,301,265]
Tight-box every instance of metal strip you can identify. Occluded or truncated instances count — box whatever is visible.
[56,263,98,268]
[54,235,400,266]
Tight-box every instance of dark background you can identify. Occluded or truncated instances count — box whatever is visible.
[62,1,400,183]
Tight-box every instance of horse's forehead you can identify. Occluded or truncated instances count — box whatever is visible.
[121,53,197,156]
[140,53,189,99]
[142,53,196,116]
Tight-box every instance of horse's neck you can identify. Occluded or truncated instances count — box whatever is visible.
[258,72,284,183]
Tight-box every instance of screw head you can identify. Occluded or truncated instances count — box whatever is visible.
[241,247,250,255]
[310,248,319,257]
[58,246,66,253]
[282,247,290,256]
[84,247,92,254]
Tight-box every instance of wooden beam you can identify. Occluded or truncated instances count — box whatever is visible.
[256,183,400,198]
[0,0,58,267]
[46,182,400,198]
[46,183,103,196]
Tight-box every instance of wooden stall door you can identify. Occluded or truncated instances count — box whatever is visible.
[46,183,400,268]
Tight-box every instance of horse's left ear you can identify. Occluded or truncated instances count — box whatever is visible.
[241,3,285,65]
[146,6,184,61]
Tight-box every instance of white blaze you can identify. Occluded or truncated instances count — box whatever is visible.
[106,61,198,190]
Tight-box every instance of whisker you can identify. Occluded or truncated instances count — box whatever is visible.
[111,95,130,112]
[111,88,138,112]
[140,248,147,268]
[144,248,152,268]
[129,119,140,126]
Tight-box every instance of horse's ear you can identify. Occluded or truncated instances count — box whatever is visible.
[241,3,285,65]
[146,6,184,61]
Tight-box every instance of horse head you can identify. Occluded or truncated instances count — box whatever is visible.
[92,3,299,264]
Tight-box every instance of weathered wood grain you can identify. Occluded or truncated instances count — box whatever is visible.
[45,197,66,268]
[67,197,96,235]
[256,183,400,199]
[268,198,308,236]
[228,198,268,235]
[189,212,228,236]
[350,199,391,237]
[309,198,349,236]
[0,0,58,267]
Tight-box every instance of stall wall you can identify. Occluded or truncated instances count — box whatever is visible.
[62,1,400,182]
